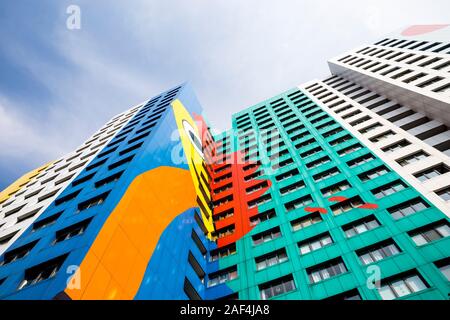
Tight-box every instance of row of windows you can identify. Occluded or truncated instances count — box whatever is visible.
[306,79,450,202]
[372,37,450,55]
[206,249,449,300]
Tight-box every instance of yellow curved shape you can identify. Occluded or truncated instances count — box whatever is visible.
[64,166,197,300]
[171,99,214,236]
[0,162,52,205]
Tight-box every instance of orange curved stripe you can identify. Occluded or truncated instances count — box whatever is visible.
[65,166,197,300]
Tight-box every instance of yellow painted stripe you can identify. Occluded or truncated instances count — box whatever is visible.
[0,162,52,205]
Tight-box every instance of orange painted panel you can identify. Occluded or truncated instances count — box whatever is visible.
[65,166,197,300]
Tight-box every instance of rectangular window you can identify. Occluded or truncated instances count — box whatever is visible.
[255,248,288,271]
[1,241,38,265]
[213,208,234,222]
[343,215,380,238]
[108,155,135,170]
[417,76,444,88]
[414,164,450,182]
[331,196,364,215]
[369,130,396,143]
[17,254,68,290]
[349,115,371,127]
[378,271,428,300]
[295,138,316,149]
[329,134,353,146]
[388,198,429,220]
[300,147,322,158]
[119,142,144,156]
[216,224,235,239]
[285,195,313,212]
[306,156,331,169]
[95,171,124,188]
[357,240,401,265]
[207,266,238,287]
[372,180,407,199]
[397,151,429,166]
[184,277,201,300]
[359,122,383,134]
[191,230,207,257]
[315,168,342,184]
[347,153,375,168]
[250,209,276,226]
[54,218,92,244]
[358,165,390,182]
[248,194,271,209]
[436,187,450,201]
[279,181,305,196]
[323,127,344,137]
[307,258,348,284]
[275,169,299,182]
[214,195,233,208]
[291,212,323,232]
[409,221,450,246]
[298,232,333,255]
[77,192,109,212]
[252,227,282,246]
[32,211,63,231]
[188,251,205,283]
[97,147,118,159]
[321,181,351,197]
[209,243,236,262]
[338,143,363,156]
[259,275,296,300]
[434,259,450,281]
[85,159,107,172]
[382,139,411,153]
[54,190,80,206]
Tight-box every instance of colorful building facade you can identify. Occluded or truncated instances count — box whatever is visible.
[0,25,449,300]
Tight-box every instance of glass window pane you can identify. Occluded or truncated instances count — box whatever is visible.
[412,234,427,246]
[345,229,356,238]
[366,220,379,229]
[311,241,321,251]
[284,279,295,292]
[321,268,331,280]
[311,272,321,283]
[372,249,384,261]
[439,265,450,281]
[355,224,368,234]
[378,286,396,300]
[360,253,373,265]
[436,225,450,237]
[322,236,332,246]
[391,280,411,297]
[300,245,311,255]
[424,230,442,242]
[405,275,427,293]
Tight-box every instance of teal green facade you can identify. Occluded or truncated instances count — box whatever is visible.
[209,87,450,300]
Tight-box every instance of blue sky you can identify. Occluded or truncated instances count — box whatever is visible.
[0,0,449,190]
